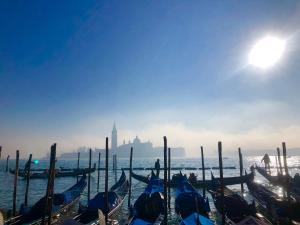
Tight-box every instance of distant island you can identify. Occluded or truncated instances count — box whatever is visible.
[59,123,185,159]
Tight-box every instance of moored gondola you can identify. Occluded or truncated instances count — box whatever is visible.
[9,164,96,179]
[5,175,87,225]
[130,171,151,184]
[175,172,214,225]
[255,166,284,184]
[73,170,129,224]
[246,171,300,224]
[209,185,271,224]
[255,166,300,201]
[128,171,164,225]
[131,170,254,189]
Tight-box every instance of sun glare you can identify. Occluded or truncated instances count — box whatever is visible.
[248,36,285,69]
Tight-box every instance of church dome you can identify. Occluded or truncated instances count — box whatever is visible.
[133,136,141,144]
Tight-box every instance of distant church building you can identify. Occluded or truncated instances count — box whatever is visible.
[111,124,185,158]
[59,124,185,159]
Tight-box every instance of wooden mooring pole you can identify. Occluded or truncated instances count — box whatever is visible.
[113,154,117,172]
[277,147,283,175]
[13,150,19,216]
[238,148,244,192]
[282,143,290,188]
[168,147,171,209]
[97,152,101,192]
[24,154,32,206]
[128,147,133,207]
[114,154,117,182]
[6,155,9,172]
[275,154,279,175]
[42,143,56,225]
[282,143,289,177]
[218,142,225,225]
[201,146,205,197]
[163,136,168,225]
[77,152,80,182]
[105,137,109,224]
[88,149,92,202]
[47,144,57,225]
[0,146,2,160]
[282,142,292,221]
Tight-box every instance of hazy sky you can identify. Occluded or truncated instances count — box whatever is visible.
[1,1,300,158]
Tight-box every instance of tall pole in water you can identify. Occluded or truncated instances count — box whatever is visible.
[47,144,57,225]
[42,143,56,225]
[128,147,133,207]
[105,137,109,224]
[201,146,205,197]
[218,142,225,225]
[277,147,283,175]
[168,147,171,209]
[238,148,244,192]
[77,152,80,182]
[282,142,291,220]
[88,149,92,202]
[6,155,9,172]
[114,155,117,182]
[163,136,168,225]
[0,146,2,160]
[275,154,279,174]
[13,150,19,216]
[97,152,101,192]
[282,143,289,177]
[24,154,32,206]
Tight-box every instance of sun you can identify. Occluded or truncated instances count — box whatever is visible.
[248,36,286,69]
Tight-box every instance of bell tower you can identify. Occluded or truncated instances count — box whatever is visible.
[111,123,118,154]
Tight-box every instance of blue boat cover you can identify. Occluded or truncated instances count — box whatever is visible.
[131,174,164,224]
[145,178,164,195]
[181,212,214,225]
[175,173,212,224]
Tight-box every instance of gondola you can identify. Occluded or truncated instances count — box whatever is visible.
[131,171,151,184]
[175,172,214,225]
[73,170,129,224]
[131,170,254,189]
[128,171,164,225]
[255,166,285,184]
[209,184,271,224]
[9,164,96,179]
[246,171,300,223]
[255,166,300,201]
[5,175,87,225]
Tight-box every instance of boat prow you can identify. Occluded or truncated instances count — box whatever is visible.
[74,170,128,224]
